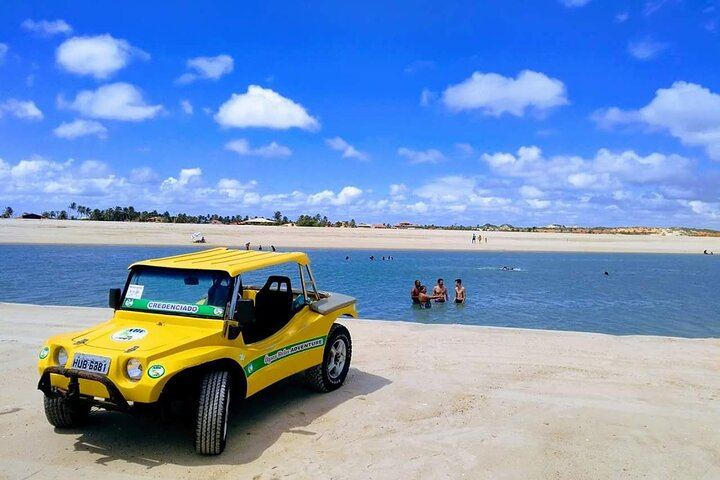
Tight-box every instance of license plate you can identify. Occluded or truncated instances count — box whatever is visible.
[71,353,111,375]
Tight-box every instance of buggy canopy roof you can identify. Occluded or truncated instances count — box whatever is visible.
[129,247,310,276]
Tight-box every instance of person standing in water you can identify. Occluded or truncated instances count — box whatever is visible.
[417,285,442,308]
[410,279,421,304]
[433,278,449,303]
[454,279,466,304]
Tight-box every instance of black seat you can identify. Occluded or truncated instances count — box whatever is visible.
[207,280,230,308]
[243,276,293,343]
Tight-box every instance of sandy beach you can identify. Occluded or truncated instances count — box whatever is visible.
[1,303,718,479]
[2,219,720,254]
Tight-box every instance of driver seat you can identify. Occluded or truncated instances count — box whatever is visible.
[207,280,230,307]
[245,276,292,343]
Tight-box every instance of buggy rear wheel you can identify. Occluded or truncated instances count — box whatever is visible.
[305,323,352,392]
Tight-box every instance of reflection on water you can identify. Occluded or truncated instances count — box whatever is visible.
[1,245,718,338]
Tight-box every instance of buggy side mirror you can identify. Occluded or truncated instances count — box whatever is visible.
[109,288,122,310]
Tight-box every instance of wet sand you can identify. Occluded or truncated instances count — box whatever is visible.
[1,303,718,479]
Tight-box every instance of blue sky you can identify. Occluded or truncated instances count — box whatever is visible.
[1,0,719,227]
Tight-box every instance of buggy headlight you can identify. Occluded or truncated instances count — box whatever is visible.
[56,347,68,366]
[126,358,143,380]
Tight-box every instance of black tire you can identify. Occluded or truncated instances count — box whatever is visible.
[194,370,231,455]
[43,395,90,428]
[306,323,352,392]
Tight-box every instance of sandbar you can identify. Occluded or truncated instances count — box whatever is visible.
[2,219,720,253]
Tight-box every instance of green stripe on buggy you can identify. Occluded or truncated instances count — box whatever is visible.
[244,336,326,377]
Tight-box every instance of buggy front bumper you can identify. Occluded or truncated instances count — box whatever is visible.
[38,366,130,411]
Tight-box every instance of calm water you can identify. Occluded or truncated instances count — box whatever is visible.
[1,245,718,338]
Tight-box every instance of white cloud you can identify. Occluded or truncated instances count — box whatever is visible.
[389,183,408,198]
[420,88,437,106]
[78,160,111,177]
[414,176,497,205]
[687,200,719,218]
[406,201,429,214]
[225,139,292,158]
[0,155,127,199]
[412,176,511,213]
[526,199,552,209]
[559,0,591,7]
[215,85,319,130]
[1,99,43,120]
[644,0,670,16]
[325,137,367,160]
[615,12,630,23]
[415,176,477,202]
[0,43,7,63]
[482,146,692,190]
[217,178,258,199]
[591,107,640,129]
[397,147,446,164]
[519,185,544,198]
[442,70,568,116]
[176,54,234,84]
[308,186,363,206]
[627,40,667,60]
[180,99,193,114]
[56,35,149,79]
[161,168,202,192]
[129,167,159,184]
[21,19,72,36]
[53,119,107,139]
[60,83,163,121]
[455,143,474,156]
[10,156,65,180]
[593,81,720,160]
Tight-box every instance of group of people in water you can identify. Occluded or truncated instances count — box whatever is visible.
[410,278,465,308]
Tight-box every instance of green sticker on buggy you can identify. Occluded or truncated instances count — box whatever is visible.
[147,364,165,379]
[244,336,326,377]
[39,346,49,359]
[123,298,224,317]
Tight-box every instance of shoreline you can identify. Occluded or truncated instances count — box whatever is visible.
[2,219,720,254]
[1,303,718,479]
[4,301,717,340]
[5,302,719,340]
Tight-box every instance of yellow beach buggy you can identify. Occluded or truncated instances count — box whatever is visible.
[37,248,357,454]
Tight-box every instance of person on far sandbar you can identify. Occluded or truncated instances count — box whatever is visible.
[433,278,449,303]
[454,279,466,304]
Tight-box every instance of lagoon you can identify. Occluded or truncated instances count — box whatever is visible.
[1,245,718,338]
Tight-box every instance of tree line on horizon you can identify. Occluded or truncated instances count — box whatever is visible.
[2,203,359,228]
[4,204,719,234]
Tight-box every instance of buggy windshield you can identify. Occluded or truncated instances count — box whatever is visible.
[121,266,232,319]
